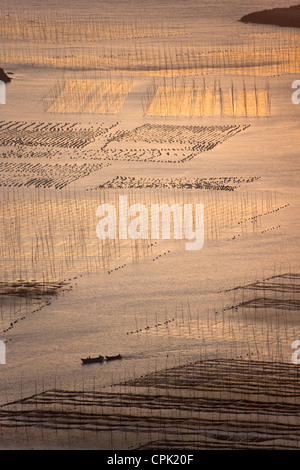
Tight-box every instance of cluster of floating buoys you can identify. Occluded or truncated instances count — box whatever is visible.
[126,318,175,335]
[261,225,281,234]
[0,160,104,189]
[152,250,171,261]
[98,123,248,164]
[237,204,289,225]
[0,120,109,149]
[92,175,261,192]
[108,264,126,274]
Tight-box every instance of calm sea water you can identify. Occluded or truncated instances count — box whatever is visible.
[0,0,299,415]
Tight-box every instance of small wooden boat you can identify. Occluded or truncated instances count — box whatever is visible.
[106,354,122,361]
[81,355,104,364]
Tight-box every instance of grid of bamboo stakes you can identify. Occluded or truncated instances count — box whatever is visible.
[0,120,108,149]
[0,355,299,449]
[143,274,300,363]
[0,272,299,449]
[145,79,271,118]
[0,186,283,330]
[0,160,105,189]
[101,123,249,163]
[46,80,133,115]
[0,6,299,451]
[1,39,300,78]
[0,186,280,280]
[115,122,246,144]
[0,5,299,79]
[0,9,179,43]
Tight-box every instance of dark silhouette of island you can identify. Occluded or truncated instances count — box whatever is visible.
[0,68,11,83]
[240,4,300,29]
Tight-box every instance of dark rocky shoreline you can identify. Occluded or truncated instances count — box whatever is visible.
[240,4,300,29]
[0,68,11,83]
